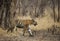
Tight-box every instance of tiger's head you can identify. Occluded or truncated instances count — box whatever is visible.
[31,19,37,26]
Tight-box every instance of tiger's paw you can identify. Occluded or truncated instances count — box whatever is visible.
[29,35,34,37]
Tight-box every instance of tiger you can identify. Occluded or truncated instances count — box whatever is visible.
[7,19,37,37]
[15,19,37,37]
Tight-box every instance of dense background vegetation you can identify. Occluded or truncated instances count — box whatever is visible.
[0,0,59,29]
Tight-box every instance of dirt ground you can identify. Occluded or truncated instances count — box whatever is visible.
[0,27,60,41]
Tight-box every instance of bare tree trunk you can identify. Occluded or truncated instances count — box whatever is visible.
[52,0,56,22]
[0,0,12,29]
[57,0,60,22]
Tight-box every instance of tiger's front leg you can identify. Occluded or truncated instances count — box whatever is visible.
[23,26,27,36]
[23,25,33,37]
[28,25,34,37]
[23,29,25,36]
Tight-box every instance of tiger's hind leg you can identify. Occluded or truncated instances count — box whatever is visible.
[7,27,14,33]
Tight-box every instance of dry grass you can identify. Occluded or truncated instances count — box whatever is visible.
[0,6,59,41]
[0,15,60,41]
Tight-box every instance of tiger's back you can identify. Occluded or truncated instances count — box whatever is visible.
[19,20,33,25]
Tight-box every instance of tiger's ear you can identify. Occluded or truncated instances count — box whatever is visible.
[32,19,34,21]
[32,19,34,20]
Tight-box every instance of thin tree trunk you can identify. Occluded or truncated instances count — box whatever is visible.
[0,0,12,29]
[52,0,56,22]
[57,0,60,22]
